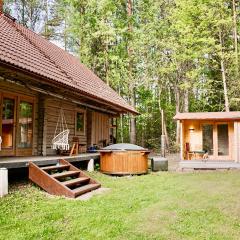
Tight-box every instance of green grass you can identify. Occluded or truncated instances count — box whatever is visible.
[1,171,240,240]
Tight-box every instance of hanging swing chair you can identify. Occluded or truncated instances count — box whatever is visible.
[52,108,70,151]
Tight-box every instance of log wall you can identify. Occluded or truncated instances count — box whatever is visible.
[44,98,87,155]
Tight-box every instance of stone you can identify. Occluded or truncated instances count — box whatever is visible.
[0,168,8,197]
[87,159,94,172]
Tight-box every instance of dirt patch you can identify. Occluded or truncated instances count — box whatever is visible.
[76,187,111,200]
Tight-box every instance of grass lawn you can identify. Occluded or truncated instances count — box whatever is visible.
[1,171,240,240]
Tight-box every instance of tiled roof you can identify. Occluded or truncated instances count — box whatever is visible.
[0,13,137,114]
[174,112,240,120]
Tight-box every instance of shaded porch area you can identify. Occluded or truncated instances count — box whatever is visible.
[173,112,240,162]
[0,153,100,169]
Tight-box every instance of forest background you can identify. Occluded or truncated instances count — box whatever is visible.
[3,0,240,151]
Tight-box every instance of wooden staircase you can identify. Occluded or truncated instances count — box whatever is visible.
[29,159,101,198]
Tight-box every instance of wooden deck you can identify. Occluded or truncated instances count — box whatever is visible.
[179,160,240,170]
[0,153,100,169]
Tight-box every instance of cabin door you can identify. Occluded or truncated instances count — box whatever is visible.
[0,93,17,156]
[0,93,34,157]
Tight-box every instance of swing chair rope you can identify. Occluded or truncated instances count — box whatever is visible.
[54,108,69,138]
[54,109,61,138]
[52,107,70,150]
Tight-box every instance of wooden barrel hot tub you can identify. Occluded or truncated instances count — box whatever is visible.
[99,143,150,175]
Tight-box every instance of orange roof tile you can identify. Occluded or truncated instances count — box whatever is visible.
[0,13,137,114]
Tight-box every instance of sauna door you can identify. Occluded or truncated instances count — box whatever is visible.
[202,122,231,160]
[0,93,17,156]
[215,123,230,160]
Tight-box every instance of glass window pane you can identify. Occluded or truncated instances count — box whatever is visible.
[217,124,229,156]
[2,98,15,148]
[76,112,84,133]
[18,101,33,148]
[202,124,213,155]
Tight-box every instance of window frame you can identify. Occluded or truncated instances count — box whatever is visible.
[75,109,86,136]
[16,95,35,156]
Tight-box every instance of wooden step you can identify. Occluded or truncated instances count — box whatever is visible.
[72,183,101,197]
[41,164,69,171]
[51,170,80,179]
[29,159,100,198]
[62,177,90,187]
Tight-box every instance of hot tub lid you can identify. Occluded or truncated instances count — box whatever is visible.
[101,143,147,151]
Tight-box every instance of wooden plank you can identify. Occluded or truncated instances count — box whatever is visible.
[180,121,184,161]
[234,121,240,162]
[41,164,69,171]
[72,183,100,197]
[0,153,100,169]
[51,170,80,179]
[62,177,89,187]
[42,98,48,156]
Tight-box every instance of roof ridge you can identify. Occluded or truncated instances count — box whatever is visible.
[9,18,78,88]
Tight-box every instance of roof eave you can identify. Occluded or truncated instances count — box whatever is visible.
[0,60,138,114]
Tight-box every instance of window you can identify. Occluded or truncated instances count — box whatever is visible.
[76,111,85,134]
[2,98,15,149]
[18,101,33,148]
[202,124,213,155]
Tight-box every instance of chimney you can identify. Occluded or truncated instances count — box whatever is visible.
[0,0,3,13]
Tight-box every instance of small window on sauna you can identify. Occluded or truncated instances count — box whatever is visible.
[76,111,85,135]
[18,101,33,148]
[202,124,213,155]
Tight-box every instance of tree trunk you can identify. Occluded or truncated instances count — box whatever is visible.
[104,25,109,85]
[163,117,169,148]
[158,88,169,147]
[119,114,124,143]
[232,0,238,70]
[0,0,3,12]
[118,87,124,143]
[127,0,136,144]
[175,86,180,145]
[219,30,230,112]
[183,87,189,112]
[130,92,136,144]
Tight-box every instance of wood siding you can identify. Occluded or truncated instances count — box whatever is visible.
[234,121,240,162]
[44,98,87,156]
[100,151,149,175]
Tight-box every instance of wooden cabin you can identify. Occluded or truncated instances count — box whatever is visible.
[0,12,137,159]
[174,112,240,163]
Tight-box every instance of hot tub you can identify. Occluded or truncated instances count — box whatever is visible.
[99,143,150,175]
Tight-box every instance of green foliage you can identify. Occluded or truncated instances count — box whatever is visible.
[4,0,240,149]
